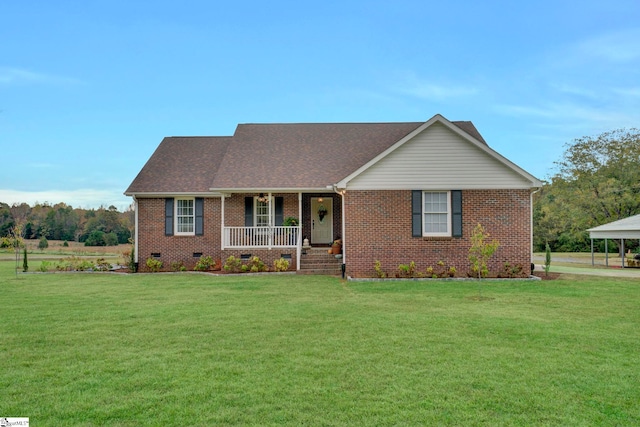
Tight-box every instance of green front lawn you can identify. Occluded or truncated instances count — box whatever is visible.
[1,261,639,426]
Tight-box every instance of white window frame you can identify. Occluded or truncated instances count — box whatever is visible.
[254,196,273,227]
[422,191,451,237]
[175,198,195,235]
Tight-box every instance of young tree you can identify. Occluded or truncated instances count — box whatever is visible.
[9,222,25,278]
[544,242,552,277]
[469,223,500,297]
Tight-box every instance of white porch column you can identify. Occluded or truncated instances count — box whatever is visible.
[297,192,302,271]
[220,195,225,250]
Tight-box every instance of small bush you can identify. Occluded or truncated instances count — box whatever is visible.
[38,236,49,250]
[397,261,417,278]
[373,260,386,278]
[273,258,290,272]
[146,257,163,273]
[498,263,525,278]
[171,261,187,272]
[223,256,242,273]
[39,261,51,272]
[248,256,267,272]
[95,258,112,271]
[0,237,11,248]
[194,255,214,271]
[240,264,249,273]
[63,240,69,247]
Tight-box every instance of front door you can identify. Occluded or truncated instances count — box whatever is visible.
[311,198,333,244]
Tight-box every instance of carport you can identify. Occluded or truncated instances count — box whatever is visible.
[587,214,640,268]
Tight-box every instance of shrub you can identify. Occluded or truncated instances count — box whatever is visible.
[38,236,49,250]
[397,261,417,278]
[146,257,163,273]
[0,237,11,248]
[95,258,112,271]
[373,260,386,278]
[240,264,249,273]
[223,256,242,273]
[194,255,214,271]
[39,261,51,272]
[273,258,290,272]
[22,248,28,272]
[499,263,525,278]
[63,240,69,247]
[171,261,186,272]
[248,256,267,272]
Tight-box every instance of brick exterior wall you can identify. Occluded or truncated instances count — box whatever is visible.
[136,189,532,277]
[136,195,299,272]
[343,189,533,278]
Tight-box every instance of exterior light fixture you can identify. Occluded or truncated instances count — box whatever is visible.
[258,193,269,203]
[318,197,323,202]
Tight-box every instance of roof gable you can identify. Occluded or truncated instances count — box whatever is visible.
[338,114,541,190]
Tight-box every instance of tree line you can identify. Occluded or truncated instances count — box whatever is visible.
[0,202,133,246]
[533,128,640,253]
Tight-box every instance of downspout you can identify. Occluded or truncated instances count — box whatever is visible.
[133,196,139,264]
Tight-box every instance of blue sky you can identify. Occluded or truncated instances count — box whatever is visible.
[1,0,639,210]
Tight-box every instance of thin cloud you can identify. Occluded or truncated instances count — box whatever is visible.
[0,66,83,86]
[577,28,640,63]
[494,102,638,128]
[394,72,479,101]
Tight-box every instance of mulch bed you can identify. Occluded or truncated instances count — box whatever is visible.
[532,271,561,280]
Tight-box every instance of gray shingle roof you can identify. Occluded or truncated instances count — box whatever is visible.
[125,119,488,194]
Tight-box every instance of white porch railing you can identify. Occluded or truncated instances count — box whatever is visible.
[223,226,301,249]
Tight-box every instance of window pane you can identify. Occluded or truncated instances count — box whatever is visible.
[422,191,450,235]
[176,199,194,233]
[256,200,270,226]
[424,213,448,233]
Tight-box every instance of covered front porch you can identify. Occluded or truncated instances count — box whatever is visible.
[220,192,344,270]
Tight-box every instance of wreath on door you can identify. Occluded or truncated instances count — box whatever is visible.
[317,204,328,222]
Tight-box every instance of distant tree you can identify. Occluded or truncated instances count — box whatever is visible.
[38,236,49,250]
[84,230,106,246]
[534,128,640,252]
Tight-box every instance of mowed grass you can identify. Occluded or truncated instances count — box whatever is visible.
[1,260,639,426]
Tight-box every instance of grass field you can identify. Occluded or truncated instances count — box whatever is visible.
[1,254,639,426]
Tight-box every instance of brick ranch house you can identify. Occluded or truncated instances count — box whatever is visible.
[125,114,542,277]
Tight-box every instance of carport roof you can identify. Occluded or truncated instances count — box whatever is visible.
[587,214,640,239]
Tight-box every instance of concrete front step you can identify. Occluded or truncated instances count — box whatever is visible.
[299,248,343,275]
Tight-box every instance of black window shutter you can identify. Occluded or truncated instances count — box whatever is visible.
[411,190,422,237]
[244,197,253,226]
[195,198,204,235]
[452,190,462,237]
[165,198,174,236]
[274,197,284,226]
